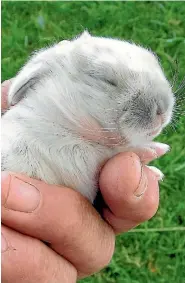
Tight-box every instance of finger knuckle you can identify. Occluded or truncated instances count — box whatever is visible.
[95,230,115,271]
[142,195,159,221]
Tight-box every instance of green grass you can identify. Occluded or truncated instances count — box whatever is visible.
[2,2,185,283]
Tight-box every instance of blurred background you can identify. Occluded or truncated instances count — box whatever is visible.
[2,2,185,283]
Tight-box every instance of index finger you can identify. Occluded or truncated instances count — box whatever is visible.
[1,172,115,278]
[2,225,77,283]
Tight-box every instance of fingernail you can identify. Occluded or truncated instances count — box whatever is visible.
[1,233,8,252]
[143,143,170,164]
[151,143,170,157]
[134,165,148,197]
[142,148,158,163]
[146,166,164,181]
[2,172,40,212]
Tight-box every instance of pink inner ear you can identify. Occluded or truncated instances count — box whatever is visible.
[2,80,14,111]
[78,116,125,147]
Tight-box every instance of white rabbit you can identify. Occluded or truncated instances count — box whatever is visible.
[1,32,175,203]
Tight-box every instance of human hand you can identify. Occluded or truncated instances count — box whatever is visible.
[1,80,167,282]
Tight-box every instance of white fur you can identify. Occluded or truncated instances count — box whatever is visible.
[1,32,175,203]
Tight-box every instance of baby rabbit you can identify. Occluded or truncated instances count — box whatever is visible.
[1,32,175,203]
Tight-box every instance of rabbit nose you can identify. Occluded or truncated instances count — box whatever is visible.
[157,106,163,115]
[156,99,166,115]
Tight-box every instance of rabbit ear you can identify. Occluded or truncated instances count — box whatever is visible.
[8,61,43,106]
[81,30,91,38]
